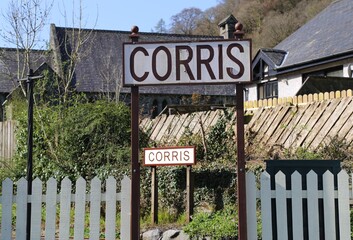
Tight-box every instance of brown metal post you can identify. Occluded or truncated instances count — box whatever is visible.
[236,83,247,240]
[186,165,194,223]
[151,166,158,224]
[130,26,140,239]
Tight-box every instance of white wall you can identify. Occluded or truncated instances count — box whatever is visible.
[246,83,257,101]
[278,74,303,98]
[343,62,353,77]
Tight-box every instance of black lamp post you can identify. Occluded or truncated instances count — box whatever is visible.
[19,69,43,240]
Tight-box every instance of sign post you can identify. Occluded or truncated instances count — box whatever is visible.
[144,146,196,224]
[129,27,140,240]
[123,30,251,238]
[236,83,247,240]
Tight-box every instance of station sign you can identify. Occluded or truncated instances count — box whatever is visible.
[144,146,195,166]
[123,39,251,86]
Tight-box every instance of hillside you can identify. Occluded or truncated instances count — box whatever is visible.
[166,0,334,53]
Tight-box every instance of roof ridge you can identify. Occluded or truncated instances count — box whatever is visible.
[53,24,222,39]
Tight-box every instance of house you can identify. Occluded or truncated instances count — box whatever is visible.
[48,18,240,117]
[0,16,243,120]
[0,48,52,120]
[248,0,353,101]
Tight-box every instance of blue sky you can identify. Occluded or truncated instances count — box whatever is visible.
[0,0,220,48]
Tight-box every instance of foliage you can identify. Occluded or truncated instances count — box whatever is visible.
[153,19,168,33]
[170,7,203,35]
[183,205,238,238]
[10,99,138,182]
[204,110,236,162]
[165,0,333,52]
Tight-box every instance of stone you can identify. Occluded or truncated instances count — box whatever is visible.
[142,229,162,240]
[161,229,190,240]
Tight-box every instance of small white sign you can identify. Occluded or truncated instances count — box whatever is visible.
[144,146,195,166]
[123,39,251,86]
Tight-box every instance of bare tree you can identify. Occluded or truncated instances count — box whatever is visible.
[53,0,97,103]
[0,0,52,94]
[193,7,219,36]
[170,7,203,35]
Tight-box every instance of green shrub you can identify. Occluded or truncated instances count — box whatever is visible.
[183,205,238,238]
[10,100,143,183]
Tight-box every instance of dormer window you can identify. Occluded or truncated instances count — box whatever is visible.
[264,64,269,78]
[253,60,269,80]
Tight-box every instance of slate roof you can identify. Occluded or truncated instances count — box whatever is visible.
[0,48,49,93]
[275,0,353,72]
[51,25,237,96]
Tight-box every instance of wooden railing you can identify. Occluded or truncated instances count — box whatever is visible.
[245,89,353,109]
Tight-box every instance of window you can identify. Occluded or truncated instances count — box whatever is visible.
[253,60,269,81]
[303,66,343,80]
[258,81,278,100]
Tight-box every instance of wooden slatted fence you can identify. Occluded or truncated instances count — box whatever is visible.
[0,121,16,161]
[0,176,131,240]
[246,170,352,240]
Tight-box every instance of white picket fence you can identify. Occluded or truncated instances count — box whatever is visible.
[246,170,352,240]
[0,176,131,240]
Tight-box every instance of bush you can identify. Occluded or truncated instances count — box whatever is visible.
[11,100,141,182]
[183,205,238,239]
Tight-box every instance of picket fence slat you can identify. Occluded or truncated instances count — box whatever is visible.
[2,178,13,240]
[260,172,272,240]
[275,171,288,240]
[59,177,72,240]
[0,176,131,240]
[323,171,336,239]
[31,178,43,240]
[291,171,304,240]
[246,172,257,240]
[120,175,131,239]
[74,177,86,240]
[105,176,117,239]
[338,171,350,239]
[90,177,101,240]
[45,178,57,240]
[16,178,28,240]
[307,171,320,240]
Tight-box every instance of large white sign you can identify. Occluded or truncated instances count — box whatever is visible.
[123,40,251,86]
[144,146,195,166]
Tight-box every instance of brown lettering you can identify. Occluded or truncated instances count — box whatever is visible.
[164,151,170,161]
[184,151,190,161]
[226,43,245,79]
[130,47,149,81]
[176,46,195,80]
[218,44,223,79]
[152,46,172,81]
[197,45,216,80]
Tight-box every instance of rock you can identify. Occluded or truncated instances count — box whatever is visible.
[142,229,162,240]
[161,229,190,240]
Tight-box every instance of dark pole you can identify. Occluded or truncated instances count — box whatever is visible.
[236,83,247,240]
[26,69,34,240]
[17,69,43,240]
[151,166,158,224]
[130,26,141,239]
[234,22,247,240]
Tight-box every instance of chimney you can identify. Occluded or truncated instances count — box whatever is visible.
[218,15,238,39]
